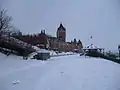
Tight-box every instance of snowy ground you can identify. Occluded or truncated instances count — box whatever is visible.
[0,53,120,90]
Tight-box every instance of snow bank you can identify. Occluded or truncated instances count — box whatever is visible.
[0,53,120,90]
[49,50,57,56]
[37,49,50,53]
[32,46,40,51]
[57,52,75,56]
[49,50,74,56]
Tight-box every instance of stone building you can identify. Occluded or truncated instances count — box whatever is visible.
[14,24,83,52]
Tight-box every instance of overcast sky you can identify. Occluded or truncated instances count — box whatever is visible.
[1,0,120,50]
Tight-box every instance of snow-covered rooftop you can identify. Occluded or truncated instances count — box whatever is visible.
[83,44,104,49]
[37,49,50,53]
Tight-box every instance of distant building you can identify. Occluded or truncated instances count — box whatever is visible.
[57,23,66,42]
[83,44,104,54]
[14,23,83,52]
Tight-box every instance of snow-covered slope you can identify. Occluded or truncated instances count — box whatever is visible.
[0,53,120,90]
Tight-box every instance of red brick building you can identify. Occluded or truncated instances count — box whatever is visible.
[57,23,66,42]
[15,24,83,52]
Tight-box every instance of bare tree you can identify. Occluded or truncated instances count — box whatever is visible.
[0,9,12,36]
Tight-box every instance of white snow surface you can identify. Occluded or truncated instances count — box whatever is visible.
[32,46,40,51]
[37,49,50,53]
[0,53,120,90]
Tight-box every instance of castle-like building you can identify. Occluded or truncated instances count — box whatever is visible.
[15,23,83,52]
[57,23,66,42]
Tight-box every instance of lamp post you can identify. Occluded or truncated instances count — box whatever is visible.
[118,45,120,59]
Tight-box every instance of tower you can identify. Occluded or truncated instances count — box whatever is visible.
[57,23,66,42]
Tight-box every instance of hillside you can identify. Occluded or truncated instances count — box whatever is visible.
[0,53,120,90]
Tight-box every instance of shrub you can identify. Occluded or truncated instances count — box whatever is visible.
[86,50,120,64]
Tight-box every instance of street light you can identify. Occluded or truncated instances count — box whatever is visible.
[118,45,120,59]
